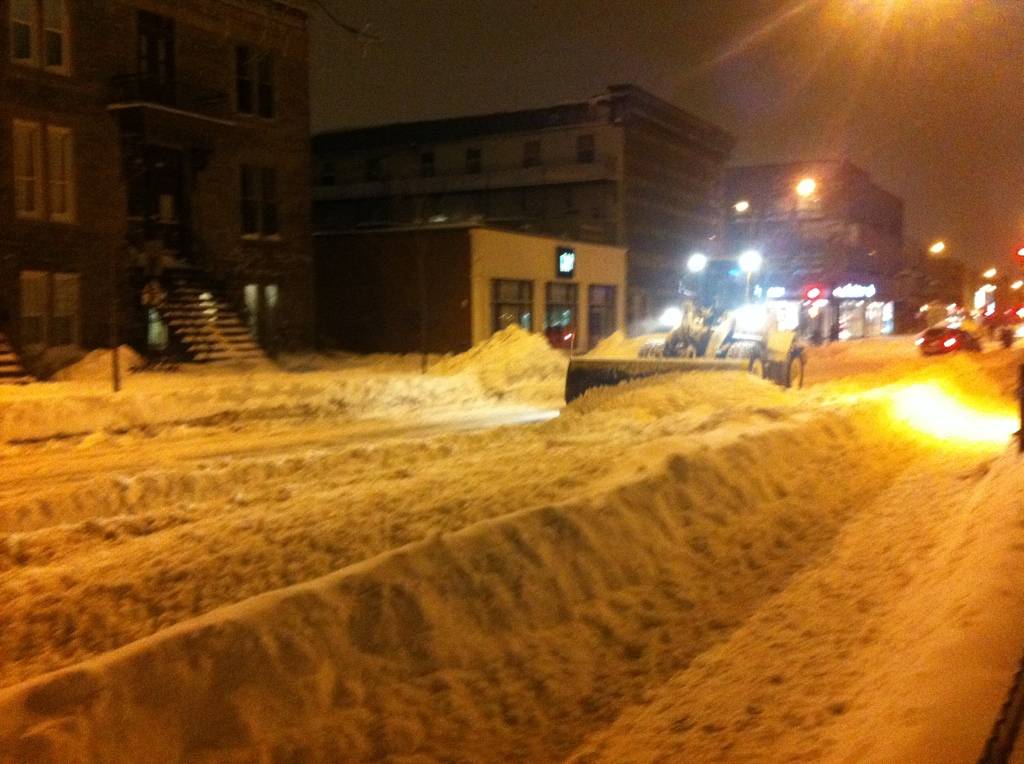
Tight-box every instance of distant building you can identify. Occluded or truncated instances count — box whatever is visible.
[315,224,627,354]
[312,84,734,330]
[724,161,905,339]
[1,0,314,373]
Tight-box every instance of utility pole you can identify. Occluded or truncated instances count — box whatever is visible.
[110,244,123,393]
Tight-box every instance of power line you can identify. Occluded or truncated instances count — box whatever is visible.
[310,0,381,42]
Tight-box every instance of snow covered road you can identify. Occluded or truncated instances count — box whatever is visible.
[0,336,1021,762]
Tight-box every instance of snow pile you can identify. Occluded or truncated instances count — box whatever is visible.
[585,330,667,359]
[0,339,1020,761]
[0,369,493,444]
[0,400,926,761]
[50,346,146,382]
[429,325,567,403]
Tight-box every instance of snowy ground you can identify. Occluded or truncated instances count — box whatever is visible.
[0,332,1021,762]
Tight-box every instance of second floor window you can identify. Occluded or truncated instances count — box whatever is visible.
[576,134,595,163]
[523,140,541,168]
[466,148,481,174]
[241,165,279,237]
[13,119,74,222]
[236,46,274,118]
[10,0,69,74]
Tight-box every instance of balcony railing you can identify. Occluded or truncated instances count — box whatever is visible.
[109,74,228,119]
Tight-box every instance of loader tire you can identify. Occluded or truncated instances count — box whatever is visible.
[748,356,766,379]
[785,354,805,389]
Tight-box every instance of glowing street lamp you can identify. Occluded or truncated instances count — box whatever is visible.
[687,252,709,273]
[928,241,946,255]
[733,200,751,214]
[795,177,817,198]
[982,267,997,280]
[1011,280,1023,291]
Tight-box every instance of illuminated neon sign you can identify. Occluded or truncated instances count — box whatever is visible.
[833,283,876,299]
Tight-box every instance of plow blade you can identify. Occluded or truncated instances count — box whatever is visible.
[565,356,749,403]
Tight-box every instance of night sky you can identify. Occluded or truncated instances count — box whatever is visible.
[310,0,1024,272]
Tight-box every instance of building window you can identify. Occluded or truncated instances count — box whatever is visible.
[576,134,595,164]
[46,125,74,222]
[492,279,533,333]
[365,156,383,182]
[240,165,279,236]
[10,0,36,64]
[51,272,79,345]
[523,140,541,168]
[587,285,617,349]
[19,270,78,349]
[10,0,68,72]
[317,160,336,186]
[43,0,68,72]
[13,120,43,219]
[420,150,435,178]
[545,282,577,347]
[236,46,274,117]
[19,271,47,347]
[466,147,481,174]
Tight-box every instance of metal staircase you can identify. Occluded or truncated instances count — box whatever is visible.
[158,275,264,363]
[0,332,32,384]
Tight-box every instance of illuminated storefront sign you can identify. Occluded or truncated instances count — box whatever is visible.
[833,283,877,299]
[556,247,576,278]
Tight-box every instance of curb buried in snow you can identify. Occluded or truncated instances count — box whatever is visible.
[0,403,937,762]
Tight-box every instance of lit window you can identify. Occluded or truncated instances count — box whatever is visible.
[13,120,43,219]
[492,279,533,332]
[46,125,74,222]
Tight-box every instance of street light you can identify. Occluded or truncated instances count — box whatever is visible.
[1012,280,1023,290]
[733,200,750,214]
[739,249,763,301]
[928,241,946,255]
[687,252,709,273]
[795,177,817,198]
[983,267,997,280]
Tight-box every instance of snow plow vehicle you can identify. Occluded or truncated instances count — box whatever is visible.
[565,305,806,403]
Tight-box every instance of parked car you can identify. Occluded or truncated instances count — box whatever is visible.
[915,326,982,355]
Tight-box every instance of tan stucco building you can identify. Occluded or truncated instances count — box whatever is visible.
[315,224,626,354]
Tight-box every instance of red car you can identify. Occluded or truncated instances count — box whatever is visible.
[915,326,982,355]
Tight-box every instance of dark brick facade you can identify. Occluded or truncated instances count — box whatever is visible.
[312,84,734,328]
[0,0,314,365]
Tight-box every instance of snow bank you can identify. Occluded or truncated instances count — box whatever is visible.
[0,368,492,444]
[50,346,146,382]
[567,446,1024,764]
[429,325,567,403]
[0,401,928,761]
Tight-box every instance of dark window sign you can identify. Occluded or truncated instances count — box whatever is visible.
[556,246,576,278]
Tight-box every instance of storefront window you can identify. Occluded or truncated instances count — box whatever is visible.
[545,282,577,348]
[587,285,616,348]
[492,279,533,333]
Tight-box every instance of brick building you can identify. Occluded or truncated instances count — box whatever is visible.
[312,84,734,329]
[1,0,314,373]
[723,161,905,338]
